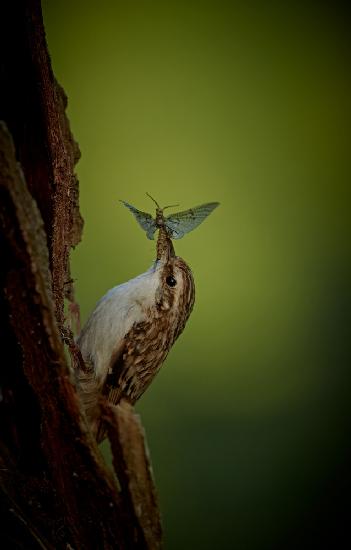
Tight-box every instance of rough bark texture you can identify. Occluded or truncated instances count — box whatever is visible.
[0,1,162,548]
[104,401,162,549]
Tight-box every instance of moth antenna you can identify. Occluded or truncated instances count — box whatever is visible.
[146,192,160,209]
[163,203,180,211]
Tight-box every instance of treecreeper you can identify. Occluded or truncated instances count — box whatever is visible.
[77,195,219,441]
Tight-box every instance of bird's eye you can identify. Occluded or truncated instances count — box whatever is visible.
[166,275,177,287]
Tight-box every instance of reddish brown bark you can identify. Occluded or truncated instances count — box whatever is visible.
[0,1,162,548]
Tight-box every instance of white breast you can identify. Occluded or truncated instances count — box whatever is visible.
[77,262,162,381]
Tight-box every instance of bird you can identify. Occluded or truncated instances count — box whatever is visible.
[77,196,218,442]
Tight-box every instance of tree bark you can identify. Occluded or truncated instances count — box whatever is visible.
[0,1,162,548]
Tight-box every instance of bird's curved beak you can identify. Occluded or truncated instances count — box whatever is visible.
[156,228,175,263]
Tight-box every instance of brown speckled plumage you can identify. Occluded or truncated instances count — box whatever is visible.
[106,257,194,401]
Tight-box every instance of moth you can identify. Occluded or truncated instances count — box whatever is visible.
[120,193,219,240]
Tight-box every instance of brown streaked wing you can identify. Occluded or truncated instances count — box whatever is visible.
[96,342,126,442]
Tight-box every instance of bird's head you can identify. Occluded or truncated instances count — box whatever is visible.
[154,252,195,319]
[147,230,193,327]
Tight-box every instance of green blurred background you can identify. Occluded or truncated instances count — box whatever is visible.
[42,2,350,548]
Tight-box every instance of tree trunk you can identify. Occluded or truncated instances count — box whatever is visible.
[0,1,162,548]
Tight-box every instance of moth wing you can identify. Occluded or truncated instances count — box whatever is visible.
[165,202,219,239]
[120,200,157,240]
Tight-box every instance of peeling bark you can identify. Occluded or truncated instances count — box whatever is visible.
[104,401,163,550]
[0,0,83,329]
[0,1,162,548]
